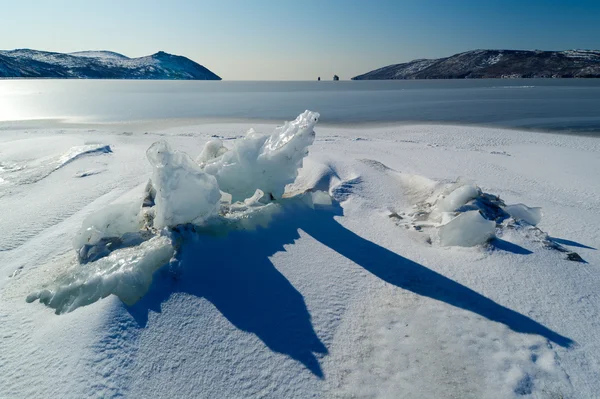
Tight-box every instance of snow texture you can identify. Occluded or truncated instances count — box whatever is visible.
[2,119,599,399]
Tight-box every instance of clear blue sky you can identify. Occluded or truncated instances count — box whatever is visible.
[1,0,599,80]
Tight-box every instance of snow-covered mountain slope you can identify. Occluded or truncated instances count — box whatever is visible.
[1,118,599,398]
[0,49,221,80]
[69,51,130,60]
[353,49,600,79]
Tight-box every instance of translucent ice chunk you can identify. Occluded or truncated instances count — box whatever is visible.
[27,235,174,314]
[73,200,143,250]
[436,184,480,213]
[196,139,228,167]
[203,110,319,202]
[504,204,542,226]
[439,210,496,247]
[147,140,221,229]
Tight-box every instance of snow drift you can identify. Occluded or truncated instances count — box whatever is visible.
[0,143,112,186]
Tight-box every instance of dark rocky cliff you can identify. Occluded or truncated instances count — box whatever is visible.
[0,49,221,80]
[353,50,600,80]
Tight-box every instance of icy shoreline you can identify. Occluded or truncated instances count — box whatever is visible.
[4,116,600,138]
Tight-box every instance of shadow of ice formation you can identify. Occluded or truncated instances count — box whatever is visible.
[127,199,573,379]
[126,205,329,377]
[549,237,596,251]
[490,238,534,255]
[298,202,573,348]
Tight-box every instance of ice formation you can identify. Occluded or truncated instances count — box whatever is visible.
[202,110,319,202]
[504,204,542,226]
[398,183,549,248]
[26,235,174,314]
[435,184,480,213]
[196,139,228,166]
[438,211,496,247]
[147,140,221,229]
[28,111,321,313]
[73,200,144,250]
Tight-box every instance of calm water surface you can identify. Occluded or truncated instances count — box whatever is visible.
[1,79,600,134]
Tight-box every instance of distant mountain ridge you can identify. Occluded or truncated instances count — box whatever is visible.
[352,49,600,80]
[0,49,221,80]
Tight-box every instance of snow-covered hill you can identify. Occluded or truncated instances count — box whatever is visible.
[353,49,600,79]
[0,49,221,80]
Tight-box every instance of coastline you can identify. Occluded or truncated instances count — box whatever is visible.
[3,116,600,138]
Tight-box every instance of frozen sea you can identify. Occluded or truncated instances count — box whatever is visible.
[2,79,600,134]
[2,79,600,398]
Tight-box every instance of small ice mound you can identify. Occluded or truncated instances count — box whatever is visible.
[147,140,221,229]
[504,204,542,226]
[438,211,496,247]
[202,110,319,202]
[27,235,174,314]
[435,184,480,213]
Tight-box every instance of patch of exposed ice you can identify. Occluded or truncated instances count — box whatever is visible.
[26,235,175,314]
[435,184,480,213]
[504,204,542,226]
[438,211,496,247]
[398,183,546,248]
[147,140,221,229]
[196,139,228,166]
[73,200,144,250]
[202,110,319,202]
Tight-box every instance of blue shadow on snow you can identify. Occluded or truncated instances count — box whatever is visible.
[549,237,596,250]
[490,238,534,255]
[127,199,573,379]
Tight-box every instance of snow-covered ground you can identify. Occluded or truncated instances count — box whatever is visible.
[1,117,599,398]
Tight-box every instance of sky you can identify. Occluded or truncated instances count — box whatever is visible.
[1,0,599,80]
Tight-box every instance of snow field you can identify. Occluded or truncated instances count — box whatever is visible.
[0,119,599,398]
